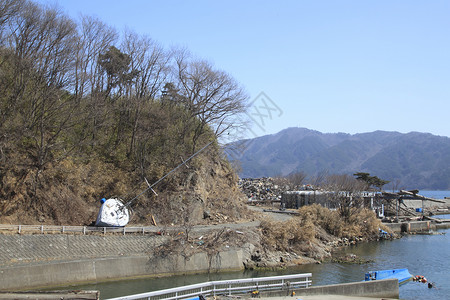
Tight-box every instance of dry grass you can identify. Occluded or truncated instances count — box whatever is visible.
[0,157,137,225]
[297,204,385,239]
[260,204,387,254]
[260,217,315,253]
[0,141,252,227]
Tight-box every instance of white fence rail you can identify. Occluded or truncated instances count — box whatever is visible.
[106,273,312,300]
[0,221,261,236]
[0,224,161,235]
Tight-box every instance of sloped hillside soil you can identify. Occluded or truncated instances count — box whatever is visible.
[0,146,251,226]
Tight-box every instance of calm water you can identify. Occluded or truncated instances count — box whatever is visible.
[55,192,450,300]
[420,190,450,200]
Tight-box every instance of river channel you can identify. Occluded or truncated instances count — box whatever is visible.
[57,215,449,300]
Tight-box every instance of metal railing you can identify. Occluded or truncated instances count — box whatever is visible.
[0,224,162,235]
[0,221,261,236]
[106,273,312,300]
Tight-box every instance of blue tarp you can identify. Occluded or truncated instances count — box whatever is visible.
[365,268,412,283]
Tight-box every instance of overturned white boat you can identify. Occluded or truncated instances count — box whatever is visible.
[95,198,130,227]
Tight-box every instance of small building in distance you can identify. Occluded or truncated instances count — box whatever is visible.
[281,190,332,209]
[281,190,378,211]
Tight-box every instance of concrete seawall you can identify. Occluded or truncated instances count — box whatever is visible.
[260,278,399,299]
[0,234,246,291]
[384,220,450,233]
[0,251,244,290]
[385,221,431,233]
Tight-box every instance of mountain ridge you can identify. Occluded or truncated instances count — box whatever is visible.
[227,127,450,190]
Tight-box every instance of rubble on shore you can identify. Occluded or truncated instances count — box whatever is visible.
[239,177,313,204]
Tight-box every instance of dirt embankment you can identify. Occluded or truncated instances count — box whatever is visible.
[152,203,391,271]
[0,144,250,227]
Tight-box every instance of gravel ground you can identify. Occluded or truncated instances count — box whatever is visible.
[246,205,295,222]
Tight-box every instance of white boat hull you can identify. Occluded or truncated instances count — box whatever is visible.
[95,198,130,227]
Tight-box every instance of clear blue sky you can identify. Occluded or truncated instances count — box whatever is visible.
[37,0,450,138]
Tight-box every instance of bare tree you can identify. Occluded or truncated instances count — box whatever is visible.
[391,179,401,193]
[77,15,118,97]
[122,29,171,100]
[121,30,172,156]
[0,2,84,202]
[322,174,367,222]
[173,49,248,149]
[310,170,329,187]
[0,0,24,43]
[74,14,117,98]
[287,171,308,188]
[2,1,77,88]
[72,15,117,147]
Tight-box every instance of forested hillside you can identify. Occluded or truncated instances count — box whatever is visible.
[228,127,450,190]
[0,0,248,225]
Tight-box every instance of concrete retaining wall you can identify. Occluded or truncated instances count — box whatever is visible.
[0,234,168,265]
[260,279,399,299]
[385,221,433,233]
[0,250,244,291]
[436,223,450,230]
[0,234,246,291]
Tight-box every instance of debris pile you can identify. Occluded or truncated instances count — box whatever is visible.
[239,178,285,203]
[239,177,313,204]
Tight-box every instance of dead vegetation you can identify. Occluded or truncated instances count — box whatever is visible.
[0,145,252,226]
[257,204,389,265]
[151,225,256,273]
[0,157,136,225]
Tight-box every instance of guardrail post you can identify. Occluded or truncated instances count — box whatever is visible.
[83,226,86,235]
[41,225,44,234]
[142,227,145,235]
[18,225,21,234]
[103,227,106,235]
[62,226,65,233]
[123,227,126,235]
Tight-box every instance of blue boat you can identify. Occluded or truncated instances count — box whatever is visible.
[365,268,412,283]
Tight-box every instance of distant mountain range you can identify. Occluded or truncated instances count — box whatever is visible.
[225,127,450,190]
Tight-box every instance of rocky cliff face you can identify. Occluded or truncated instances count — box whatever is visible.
[113,147,251,226]
[0,145,250,226]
